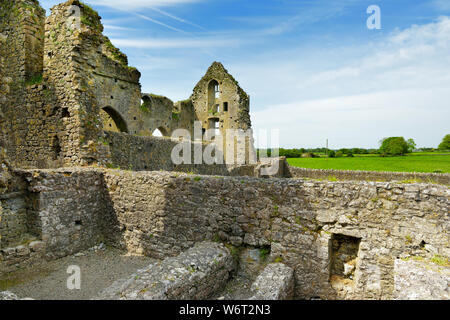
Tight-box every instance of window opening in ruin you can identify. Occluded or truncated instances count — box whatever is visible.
[52,136,61,160]
[75,220,82,226]
[329,234,360,294]
[62,108,70,118]
[208,80,220,106]
[223,102,228,112]
[214,84,220,98]
[212,119,221,138]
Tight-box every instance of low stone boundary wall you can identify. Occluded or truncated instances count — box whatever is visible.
[285,165,450,185]
[250,263,294,300]
[393,259,450,300]
[95,242,234,300]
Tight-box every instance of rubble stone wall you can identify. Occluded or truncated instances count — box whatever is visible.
[96,242,234,300]
[250,263,295,300]
[0,168,448,299]
[286,165,450,185]
[102,170,449,299]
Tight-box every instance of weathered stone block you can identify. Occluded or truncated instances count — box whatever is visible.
[250,263,294,300]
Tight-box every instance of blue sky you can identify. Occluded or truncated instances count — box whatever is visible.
[39,0,450,149]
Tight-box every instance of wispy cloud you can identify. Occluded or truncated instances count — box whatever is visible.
[103,25,135,31]
[110,37,241,49]
[149,7,205,30]
[88,0,203,9]
[131,11,190,34]
[432,0,450,11]
[89,0,204,35]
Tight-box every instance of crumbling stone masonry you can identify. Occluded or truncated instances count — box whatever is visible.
[1,0,256,171]
[250,263,295,300]
[96,242,234,300]
[0,1,449,301]
[1,168,448,299]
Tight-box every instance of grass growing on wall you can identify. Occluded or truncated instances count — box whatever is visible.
[287,154,450,173]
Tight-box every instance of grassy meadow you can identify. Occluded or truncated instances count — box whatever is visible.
[287,153,450,173]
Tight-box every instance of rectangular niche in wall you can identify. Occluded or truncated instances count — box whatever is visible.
[329,233,361,296]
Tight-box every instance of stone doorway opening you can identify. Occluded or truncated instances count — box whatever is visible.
[329,234,361,297]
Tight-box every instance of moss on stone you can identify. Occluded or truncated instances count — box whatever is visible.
[79,2,103,32]
[25,73,43,86]
[431,254,450,267]
[103,37,128,66]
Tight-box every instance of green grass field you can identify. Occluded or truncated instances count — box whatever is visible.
[287,154,450,173]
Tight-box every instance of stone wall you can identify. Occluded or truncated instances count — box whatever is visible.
[103,130,259,176]
[0,240,45,274]
[0,167,448,299]
[0,0,63,168]
[191,62,255,164]
[1,1,257,171]
[0,151,32,249]
[101,170,449,299]
[0,192,28,248]
[21,169,107,260]
[286,165,450,185]
[393,259,449,300]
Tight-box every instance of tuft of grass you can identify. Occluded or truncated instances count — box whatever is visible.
[25,73,43,86]
[405,235,413,244]
[431,254,450,267]
[274,257,284,263]
[259,247,270,260]
[172,111,180,121]
[79,2,103,32]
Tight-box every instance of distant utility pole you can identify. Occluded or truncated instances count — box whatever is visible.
[326,139,329,157]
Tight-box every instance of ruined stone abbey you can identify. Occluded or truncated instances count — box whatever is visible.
[0,0,448,300]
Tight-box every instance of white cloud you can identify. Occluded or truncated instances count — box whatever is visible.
[110,37,241,49]
[241,17,450,148]
[87,0,202,9]
[252,88,450,149]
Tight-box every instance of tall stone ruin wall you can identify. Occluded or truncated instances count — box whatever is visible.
[1,0,257,172]
[0,0,64,168]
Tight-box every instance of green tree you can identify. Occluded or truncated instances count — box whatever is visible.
[379,137,409,156]
[406,138,416,153]
[438,134,450,150]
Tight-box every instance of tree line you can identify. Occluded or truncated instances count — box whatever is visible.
[257,134,450,158]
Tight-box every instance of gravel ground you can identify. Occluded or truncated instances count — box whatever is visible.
[2,246,157,300]
[213,274,254,300]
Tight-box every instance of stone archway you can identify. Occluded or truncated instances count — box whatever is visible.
[152,127,168,137]
[101,106,128,133]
